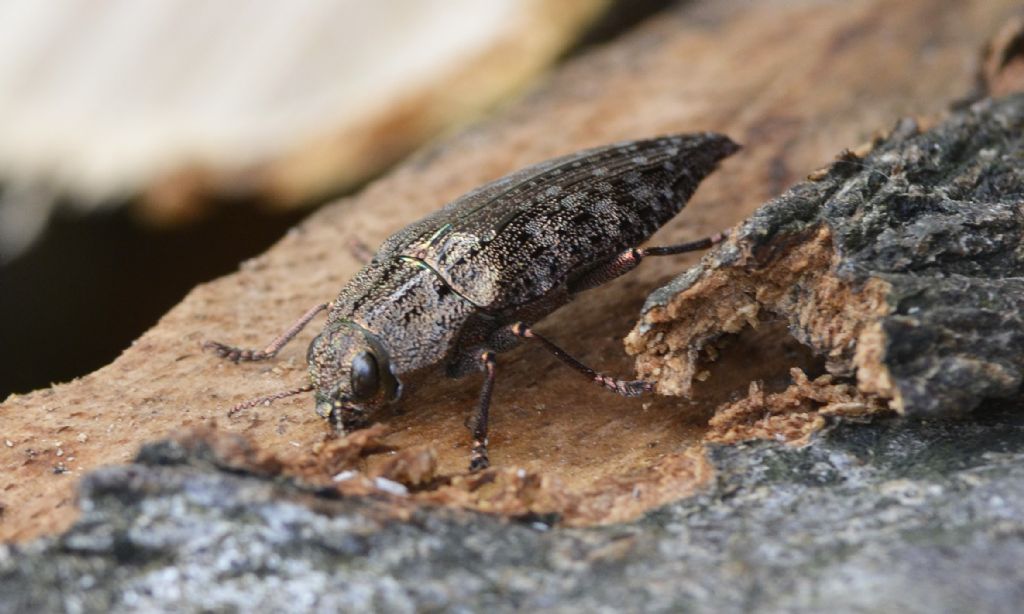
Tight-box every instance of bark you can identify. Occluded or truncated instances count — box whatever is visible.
[629,94,1024,424]
[5,404,1024,612]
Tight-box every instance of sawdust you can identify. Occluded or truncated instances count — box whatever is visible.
[145,422,709,528]
[629,226,895,410]
[706,368,890,446]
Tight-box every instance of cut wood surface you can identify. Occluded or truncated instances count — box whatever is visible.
[2,0,1019,542]
[0,0,606,224]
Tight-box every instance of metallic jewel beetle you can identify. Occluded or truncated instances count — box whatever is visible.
[206,133,740,470]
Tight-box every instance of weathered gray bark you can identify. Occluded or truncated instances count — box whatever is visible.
[3,406,1024,613]
[629,94,1024,417]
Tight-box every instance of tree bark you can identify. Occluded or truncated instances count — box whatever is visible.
[629,94,1024,438]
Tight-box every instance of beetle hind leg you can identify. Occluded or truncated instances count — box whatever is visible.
[569,231,727,294]
[510,323,653,397]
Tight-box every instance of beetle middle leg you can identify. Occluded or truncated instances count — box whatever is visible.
[468,350,497,471]
[569,231,727,293]
[204,302,329,362]
[508,323,652,397]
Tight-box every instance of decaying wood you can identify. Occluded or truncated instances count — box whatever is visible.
[1,0,1020,542]
[629,93,1024,421]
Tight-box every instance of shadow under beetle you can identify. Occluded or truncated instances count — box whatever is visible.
[206,133,739,471]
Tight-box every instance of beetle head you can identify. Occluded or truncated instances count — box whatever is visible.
[306,321,401,430]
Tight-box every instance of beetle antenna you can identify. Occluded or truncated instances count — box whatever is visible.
[228,384,314,417]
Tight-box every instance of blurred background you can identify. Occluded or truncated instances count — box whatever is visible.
[0,0,673,398]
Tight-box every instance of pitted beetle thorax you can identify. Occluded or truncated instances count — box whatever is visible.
[306,321,401,423]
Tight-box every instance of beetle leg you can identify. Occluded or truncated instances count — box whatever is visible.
[228,384,314,417]
[641,230,728,256]
[347,238,375,264]
[204,302,330,362]
[468,350,497,472]
[509,323,652,397]
[569,231,727,293]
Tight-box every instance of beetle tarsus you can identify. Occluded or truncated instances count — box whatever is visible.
[469,439,490,472]
[203,340,266,363]
[594,375,654,397]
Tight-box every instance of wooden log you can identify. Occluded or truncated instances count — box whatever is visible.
[1,0,1019,542]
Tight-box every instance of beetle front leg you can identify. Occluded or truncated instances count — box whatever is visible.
[204,302,330,362]
[569,231,727,293]
[509,323,652,397]
[467,350,497,472]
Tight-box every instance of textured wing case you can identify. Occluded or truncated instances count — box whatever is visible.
[378,134,739,311]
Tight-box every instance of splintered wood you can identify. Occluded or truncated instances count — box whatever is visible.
[630,94,1024,431]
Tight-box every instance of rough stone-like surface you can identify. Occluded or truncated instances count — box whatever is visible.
[3,404,1024,613]
[629,94,1024,418]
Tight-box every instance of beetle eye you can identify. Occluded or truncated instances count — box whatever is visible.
[350,351,380,400]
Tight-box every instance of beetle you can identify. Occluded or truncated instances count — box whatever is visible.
[206,133,739,470]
